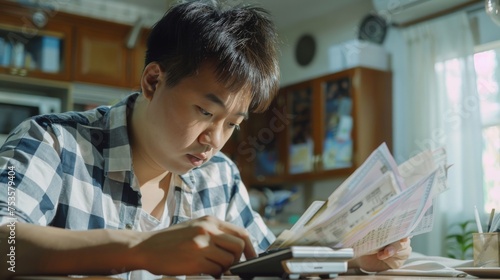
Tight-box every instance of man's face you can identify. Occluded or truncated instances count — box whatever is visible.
[142,62,250,175]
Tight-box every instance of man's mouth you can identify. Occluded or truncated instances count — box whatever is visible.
[186,153,208,167]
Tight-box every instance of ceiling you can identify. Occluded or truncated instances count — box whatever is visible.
[115,0,368,30]
[110,0,487,30]
[251,0,367,29]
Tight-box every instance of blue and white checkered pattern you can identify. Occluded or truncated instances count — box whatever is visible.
[0,92,275,253]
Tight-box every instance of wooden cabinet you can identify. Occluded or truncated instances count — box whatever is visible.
[69,15,150,89]
[0,3,73,81]
[0,1,150,89]
[72,17,131,88]
[237,67,392,186]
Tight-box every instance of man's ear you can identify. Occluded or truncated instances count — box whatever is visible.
[141,62,163,100]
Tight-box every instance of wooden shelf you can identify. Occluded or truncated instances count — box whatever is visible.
[227,67,393,187]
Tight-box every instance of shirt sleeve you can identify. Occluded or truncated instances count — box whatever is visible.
[0,118,63,226]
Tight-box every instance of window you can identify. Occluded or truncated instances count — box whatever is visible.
[474,41,500,212]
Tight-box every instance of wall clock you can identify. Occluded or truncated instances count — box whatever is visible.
[295,34,316,66]
[358,14,387,45]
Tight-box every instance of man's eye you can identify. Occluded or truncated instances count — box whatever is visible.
[199,107,212,117]
[230,123,241,131]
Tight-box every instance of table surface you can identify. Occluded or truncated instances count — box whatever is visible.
[12,276,471,280]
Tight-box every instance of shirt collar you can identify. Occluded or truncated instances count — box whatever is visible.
[104,93,139,178]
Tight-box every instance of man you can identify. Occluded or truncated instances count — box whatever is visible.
[0,1,411,278]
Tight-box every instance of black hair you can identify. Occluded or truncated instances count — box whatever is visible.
[145,0,280,113]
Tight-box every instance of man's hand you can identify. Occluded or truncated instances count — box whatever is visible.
[135,215,256,277]
[350,237,412,272]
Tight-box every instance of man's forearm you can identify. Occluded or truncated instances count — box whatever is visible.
[0,222,146,278]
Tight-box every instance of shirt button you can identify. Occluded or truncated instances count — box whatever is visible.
[125,224,133,230]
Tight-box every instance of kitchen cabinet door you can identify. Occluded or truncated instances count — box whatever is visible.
[285,81,316,175]
[0,4,73,81]
[241,67,392,186]
[320,75,354,171]
[342,67,393,169]
[73,23,130,88]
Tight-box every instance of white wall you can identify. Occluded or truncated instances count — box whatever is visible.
[278,0,374,87]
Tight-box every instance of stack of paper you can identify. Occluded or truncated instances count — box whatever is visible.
[269,143,449,257]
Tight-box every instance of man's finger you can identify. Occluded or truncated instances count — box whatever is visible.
[382,245,412,269]
[204,242,239,269]
[377,237,411,260]
[212,232,245,260]
[212,218,257,259]
[380,238,412,269]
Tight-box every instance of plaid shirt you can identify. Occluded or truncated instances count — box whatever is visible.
[0,92,275,253]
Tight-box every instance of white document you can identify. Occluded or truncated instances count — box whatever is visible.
[268,143,449,257]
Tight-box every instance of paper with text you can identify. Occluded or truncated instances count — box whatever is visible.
[268,143,448,257]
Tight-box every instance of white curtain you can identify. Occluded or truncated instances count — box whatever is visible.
[401,12,484,257]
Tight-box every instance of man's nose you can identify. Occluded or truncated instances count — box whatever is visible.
[200,123,224,150]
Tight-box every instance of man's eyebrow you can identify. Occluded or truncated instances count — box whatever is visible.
[204,93,249,119]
